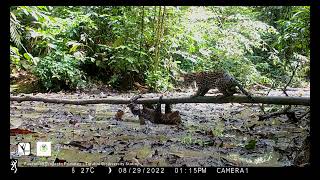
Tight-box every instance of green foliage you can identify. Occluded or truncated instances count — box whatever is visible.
[210,121,224,137]
[253,6,310,86]
[145,70,173,92]
[168,7,280,86]
[10,46,22,68]
[33,53,85,91]
[10,6,310,92]
[10,12,22,48]
[180,133,208,147]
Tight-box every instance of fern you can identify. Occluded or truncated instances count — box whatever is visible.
[10,12,22,48]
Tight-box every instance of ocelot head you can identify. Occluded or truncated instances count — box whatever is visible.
[225,77,240,95]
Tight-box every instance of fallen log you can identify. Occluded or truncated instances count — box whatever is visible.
[10,95,310,106]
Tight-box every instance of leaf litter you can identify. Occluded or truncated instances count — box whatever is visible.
[10,89,310,167]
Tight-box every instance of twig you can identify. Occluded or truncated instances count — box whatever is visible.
[297,109,310,120]
[258,106,292,121]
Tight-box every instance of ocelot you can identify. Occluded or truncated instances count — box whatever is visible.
[182,70,253,100]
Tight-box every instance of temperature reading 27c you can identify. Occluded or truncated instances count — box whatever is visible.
[81,167,95,174]
[72,167,95,174]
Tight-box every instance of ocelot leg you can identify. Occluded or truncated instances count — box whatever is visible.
[215,82,233,98]
[199,88,210,96]
[191,89,202,97]
[192,87,209,97]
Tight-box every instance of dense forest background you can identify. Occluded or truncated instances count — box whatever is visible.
[10,6,310,93]
[9,6,311,167]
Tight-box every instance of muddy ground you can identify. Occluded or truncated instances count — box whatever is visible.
[10,88,310,167]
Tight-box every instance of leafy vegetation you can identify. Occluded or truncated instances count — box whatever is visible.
[10,6,310,92]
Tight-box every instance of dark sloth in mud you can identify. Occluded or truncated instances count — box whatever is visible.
[128,95,182,125]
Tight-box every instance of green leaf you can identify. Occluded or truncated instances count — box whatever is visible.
[52,74,61,79]
[126,57,135,63]
[48,43,57,50]
[10,12,17,21]
[21,8,29,16]
[32,57,40,65]
[245,139,257,150]
[10,46,20,55]
[30,30,41,38]
[21,61,31,70]
[113,38,124,47]
[69,43,80,53]
[23,53,33,61]
[73,51,84,60]
[30,11,39,21]
[38,6,48,11]
[96,60,101,67]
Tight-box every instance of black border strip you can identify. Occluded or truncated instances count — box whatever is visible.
[8,166,313,177]
[309,4,319,169]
